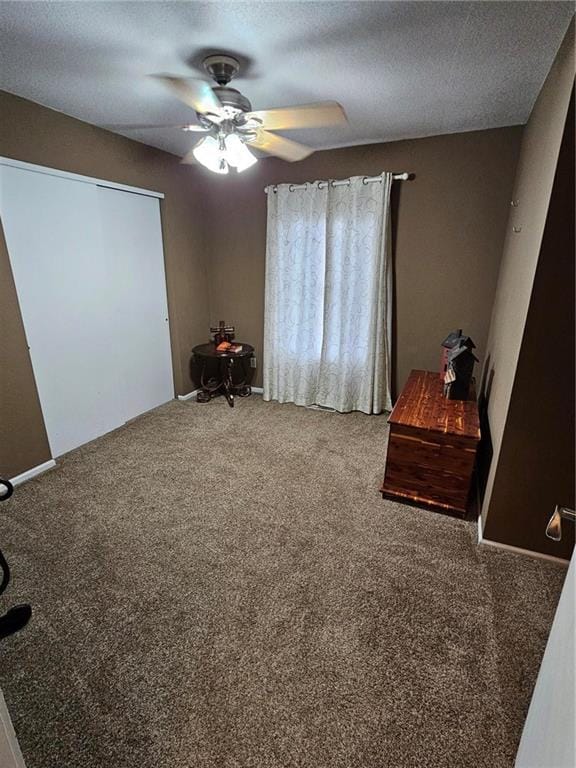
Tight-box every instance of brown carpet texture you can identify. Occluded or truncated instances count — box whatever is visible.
[0,396,567,768]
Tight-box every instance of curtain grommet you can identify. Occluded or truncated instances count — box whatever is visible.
[362,176,369,185]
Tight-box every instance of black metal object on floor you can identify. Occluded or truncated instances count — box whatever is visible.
[0,478,32,642]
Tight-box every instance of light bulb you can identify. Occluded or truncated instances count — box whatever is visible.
[192,136,229,175]
[224,134,257,173]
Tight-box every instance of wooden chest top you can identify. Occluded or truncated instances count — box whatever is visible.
[389,370,480,441]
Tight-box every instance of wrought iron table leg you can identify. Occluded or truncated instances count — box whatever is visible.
[197,359,212,403]
[194,351,253,406]
[222,358,235,407]
[236,355,252,397]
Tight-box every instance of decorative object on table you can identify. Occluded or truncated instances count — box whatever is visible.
[380,370,480,517]
[215,340,244,353]
[210,320,235,346]
[440,329,464,380]
[445,344,479,400]
[193,341,254,408]
[440,330,478,400]
[447,345,478,401]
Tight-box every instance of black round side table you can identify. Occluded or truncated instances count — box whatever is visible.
[192,342,254,408]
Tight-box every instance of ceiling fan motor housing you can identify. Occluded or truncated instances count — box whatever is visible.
[212,86,252,115]
[202,55,252,118]
[203,54,240,85]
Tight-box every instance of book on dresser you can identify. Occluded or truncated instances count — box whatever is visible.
[380,369,481,517]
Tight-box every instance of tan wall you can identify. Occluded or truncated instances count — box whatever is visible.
[0,91,210,477]
[480,22,575,532]
[200,126,521,394]
[483,87,575,559]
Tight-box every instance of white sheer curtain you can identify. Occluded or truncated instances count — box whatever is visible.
[263,173,393,414]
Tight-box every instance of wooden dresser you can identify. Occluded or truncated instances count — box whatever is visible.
[380,370,480,516]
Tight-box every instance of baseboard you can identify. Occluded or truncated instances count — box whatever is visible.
[10,459,56,487]
[477,515,570,565]
[178,387,262,401]
[177,389,201,402]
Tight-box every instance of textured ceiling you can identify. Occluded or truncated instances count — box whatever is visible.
[0,2,573,159]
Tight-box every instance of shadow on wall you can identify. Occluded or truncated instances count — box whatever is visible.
[190,354,203,391]
[389,180,403,403]
[476,353,494,505]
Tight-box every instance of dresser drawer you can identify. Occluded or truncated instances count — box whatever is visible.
[386,427,477,476]
[383,439,473,512]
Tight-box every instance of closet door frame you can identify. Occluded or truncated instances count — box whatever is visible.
[0,157,165,200]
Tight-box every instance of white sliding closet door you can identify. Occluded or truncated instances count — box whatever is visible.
[96,186,173,424]
[0,163,173,457]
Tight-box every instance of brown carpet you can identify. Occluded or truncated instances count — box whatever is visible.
[0,396,566,768]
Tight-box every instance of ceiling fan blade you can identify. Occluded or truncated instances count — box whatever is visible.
[245,101,347,131]
[152,75,222,115]
[106,123,209,132]
[182,125,210,132]
[247,130,314,162]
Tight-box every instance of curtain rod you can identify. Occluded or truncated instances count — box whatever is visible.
[265,172,410,194]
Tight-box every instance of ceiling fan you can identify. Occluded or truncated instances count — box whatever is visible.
[151,54,348,174]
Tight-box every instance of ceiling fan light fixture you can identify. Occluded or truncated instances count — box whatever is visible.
[192,135,229,174]
[154,55,346,171]
[224,133,258,173]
